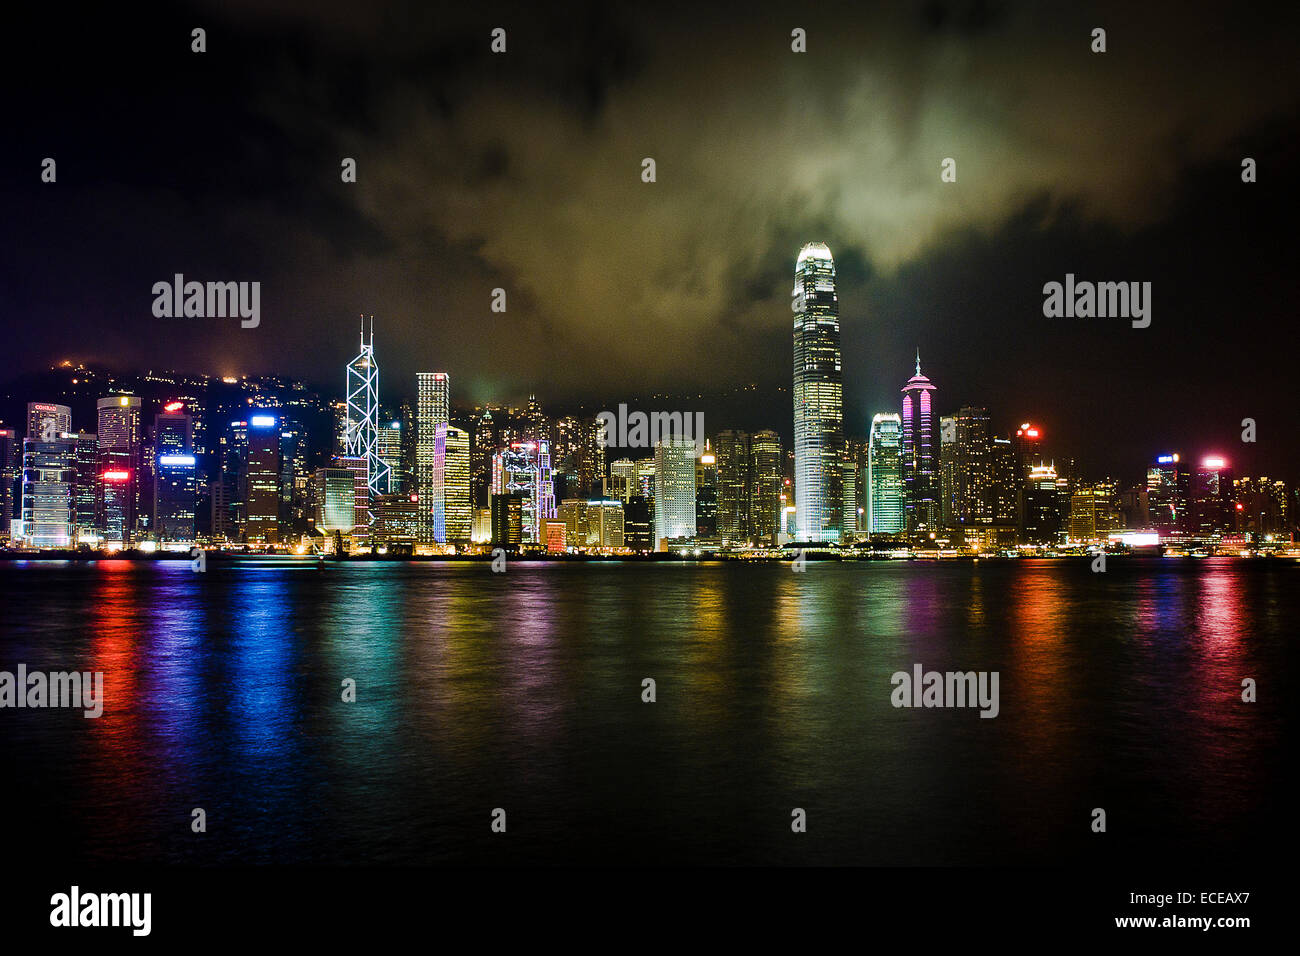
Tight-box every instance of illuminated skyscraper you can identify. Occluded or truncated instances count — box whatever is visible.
[376,420,403,495]
[65,431,98,542]
[1192,456,1232,536]
[344,317,390,504]
[695,444,718,540]
[314,467,356,537]
[26,403,71,441]
[792,242,844,542]
[492,440,555,543]
[0,428,20,540]
[245,412,282,545]
[715,429,750,543]
[96,395,142,545]
[653,438,697,545]
[900,355,938,534]
[416,372,450,541]
[749,429,783,546]
[432,423,471,543]
[867,413,905,534]
[18,438,76,548]
[1147,453,1187,533]
[152,406,196,545]
[952,406,993,528]
[609,458,637,503]
[1023,464,1063,545]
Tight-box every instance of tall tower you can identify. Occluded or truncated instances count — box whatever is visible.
[97,394,142,545]
[653,438,697,545]
[900,352,938,535]
[416,371,451,542]
[792,242,843,543]
[868,413,905,534]
[345,316,390,506]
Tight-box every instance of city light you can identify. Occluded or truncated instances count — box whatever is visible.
[158,455,197,467]
[102,470,130,481]
[250,414,277,428]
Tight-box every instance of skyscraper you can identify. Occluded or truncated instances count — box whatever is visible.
[245,412,283,545]
[1192,456,1232,536]
[0,427,21,540]
[715,429,750,543]
[344,317,390,503]
[695,444,718,540]
[952,406,993,529]
[96,395,142,546]
[792,242,844,542]
[1147,453,1187,533]
[900,354,938,535]
[152,406,196,545]
[26,403,71,442]
[867,413,905,535]
[18,437,76,548]
[432,423,472,543]
[314,467,356,540]
[749,429,783,546]
[653,438,697,545]
[416,372,450,542]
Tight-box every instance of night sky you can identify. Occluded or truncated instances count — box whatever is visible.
[3,1,1298,479]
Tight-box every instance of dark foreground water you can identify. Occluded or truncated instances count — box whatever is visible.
[0,558,1293,865]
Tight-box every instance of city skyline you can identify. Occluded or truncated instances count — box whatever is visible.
[4,4,1298,481]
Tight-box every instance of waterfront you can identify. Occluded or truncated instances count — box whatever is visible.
[1,558,1291,865]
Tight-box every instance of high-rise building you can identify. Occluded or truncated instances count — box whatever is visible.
[491,440,555,543]
[749,429,783,546]
[623,495,653,552]
[490,491,524,547]
[695,444,718,540]
[938,415,958,529]
[26,403,71,442]
[18,438,76,548]
[653,438,697,545]
[867,413,905,535]
[152,406,196,545]
[1023,464,1063,545]
[1191,456,1232,536]
[1147,454,1188,534]
[244,412,283,545]
[432,423,471,543]
[951,406,993,529]
[372,493,421,550]
[609,458,637,503]
[96,395,142,546]
[792,242,844,542]
[715,429,750,543]
[314,467,356,537]
[0,427,21,540]
[376,420,403,495]
[416,372,451,541]
[900,355,939,535]
[989,437,1018,527]
[65,431,98,543]
[344,317,390,505]
[559,498,625,550]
